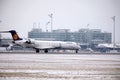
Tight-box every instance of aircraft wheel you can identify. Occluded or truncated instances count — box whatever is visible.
[76,50,78,53]
[36,49,39,53]
[45,49,48,53]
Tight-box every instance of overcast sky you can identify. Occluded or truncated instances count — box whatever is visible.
[0,0,120,42]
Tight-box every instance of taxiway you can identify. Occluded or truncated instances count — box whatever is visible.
[0,52,120,80]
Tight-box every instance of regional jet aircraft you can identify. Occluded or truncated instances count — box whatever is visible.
[97,43,120,52]
[0,30,80,53]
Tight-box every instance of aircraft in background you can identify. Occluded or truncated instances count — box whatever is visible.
[97,43,120,52]
[0,30,80,53]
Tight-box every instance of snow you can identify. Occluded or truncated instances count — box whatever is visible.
[0,53,120,80]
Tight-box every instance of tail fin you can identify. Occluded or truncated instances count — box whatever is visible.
[0,30,22,41]
[8,30,22,41]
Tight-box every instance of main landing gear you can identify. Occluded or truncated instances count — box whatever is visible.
[76,50,78,53]
[35,49,48,53]
[36,49,39,53]
[44,49,48,53]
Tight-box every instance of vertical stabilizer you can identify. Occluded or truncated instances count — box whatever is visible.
[8,30,22,41]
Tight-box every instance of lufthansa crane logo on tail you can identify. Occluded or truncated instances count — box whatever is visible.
[13,34,18,40]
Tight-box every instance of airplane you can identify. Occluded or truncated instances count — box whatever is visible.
[97,43,120,52]
[0,30,81,53]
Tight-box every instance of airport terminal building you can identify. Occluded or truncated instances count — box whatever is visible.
[28,28,112,45]
[0,28,112,49]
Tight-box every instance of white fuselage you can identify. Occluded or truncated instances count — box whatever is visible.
[14,39,80,50]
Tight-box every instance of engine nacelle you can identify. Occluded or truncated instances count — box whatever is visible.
[25,39,31,44]
[25,39,35,44]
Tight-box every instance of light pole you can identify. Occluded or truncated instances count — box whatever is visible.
[48,13,53,32]
[111,16,116,48]
[46,21,50,32]
[86,24,89,49]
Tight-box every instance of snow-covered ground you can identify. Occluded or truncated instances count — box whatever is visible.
[0,53,120,80]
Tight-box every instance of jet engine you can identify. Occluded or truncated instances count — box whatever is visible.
[25,39,31,44]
